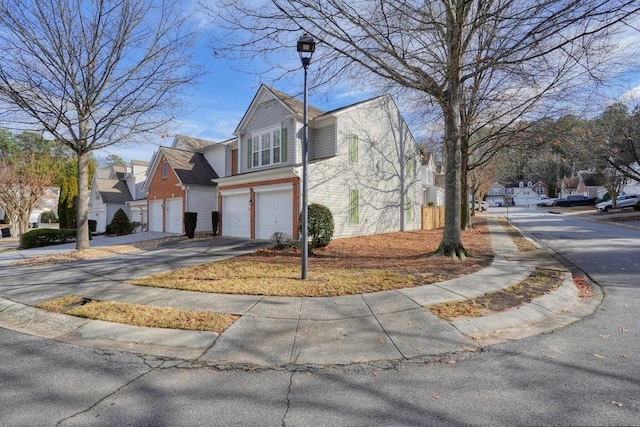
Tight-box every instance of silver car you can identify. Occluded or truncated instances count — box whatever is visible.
[596,194,639,212]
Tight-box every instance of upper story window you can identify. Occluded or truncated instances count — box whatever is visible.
[251,128,281,168]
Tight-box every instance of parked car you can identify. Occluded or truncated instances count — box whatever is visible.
[552,195,597,207]
[490,201,503,207]
[536,195,557,207]
[475,200,489,211]
[596,194,639,212]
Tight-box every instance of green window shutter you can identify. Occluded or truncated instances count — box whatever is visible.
[247,137,252,169]
[350,189,359,225]
[281,127,288,162]
[349,134,358,164]
[405,196,412,222]
[406,159,413,178]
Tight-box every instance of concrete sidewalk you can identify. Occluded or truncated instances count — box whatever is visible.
[0,217,601,367]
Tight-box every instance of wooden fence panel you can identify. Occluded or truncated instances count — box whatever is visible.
[421,206,445,230]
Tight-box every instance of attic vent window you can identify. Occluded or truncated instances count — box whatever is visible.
[162,159,168,179]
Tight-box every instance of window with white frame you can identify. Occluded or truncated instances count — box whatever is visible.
[251,128,281,168]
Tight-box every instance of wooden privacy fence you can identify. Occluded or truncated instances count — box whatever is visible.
[421,206,445,230]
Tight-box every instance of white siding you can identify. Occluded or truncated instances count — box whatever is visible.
[203,144,228,178]
[186,186,218,233]
[311,123,337,159]
[307,96,421,238]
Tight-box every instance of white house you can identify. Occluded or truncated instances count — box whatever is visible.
[88,161,148,233]
[209,85,423,239]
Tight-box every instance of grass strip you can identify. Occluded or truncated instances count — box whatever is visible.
[497,217,537,251]
[37,295,238,333]
[428,268,564,320]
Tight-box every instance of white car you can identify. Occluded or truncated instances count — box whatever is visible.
[596,194,639,212]
[537,195,556,207]
[475,200,489,211]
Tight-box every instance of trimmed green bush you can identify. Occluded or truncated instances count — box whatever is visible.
[302,203,334,249]
[20,228,77,249]
[211,211,219,236]
[107,208,133,235]
[184,212,197,239]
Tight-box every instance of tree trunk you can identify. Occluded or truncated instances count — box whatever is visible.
[460,135,471,229]
[436,98,469,259]
[75,151,90,250]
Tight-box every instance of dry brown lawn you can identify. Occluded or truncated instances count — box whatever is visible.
[130,216,494,297]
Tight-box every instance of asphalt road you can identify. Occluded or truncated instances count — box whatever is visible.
[2,208,639,426]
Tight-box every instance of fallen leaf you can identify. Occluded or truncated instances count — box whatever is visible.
[600,335,610,339]
[621,327,628,334]
[544,355,556,360]
[372,371,378,377]
[432,394,441,400]
[619,354,629,359]
[446,360,456,365]
[592,353,605,359]
[609,400,623,407]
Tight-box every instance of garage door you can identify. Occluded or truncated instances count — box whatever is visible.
[255,189,293,240]
[166,198,183,234]
[222,192,250,238]
[149,200,163,232]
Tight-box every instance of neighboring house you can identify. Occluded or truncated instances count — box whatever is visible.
[144,136,219,234]
[28,187,60,226]
[486,180,548,206]
[421,152,445,206]
[88,161,148,233]
[213,84,422,240]
[558,172,603,199]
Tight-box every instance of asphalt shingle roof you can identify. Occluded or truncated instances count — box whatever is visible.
[161,146,219,186]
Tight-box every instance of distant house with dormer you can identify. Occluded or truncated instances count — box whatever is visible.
[486,180,548,206]
[88,160,148,233]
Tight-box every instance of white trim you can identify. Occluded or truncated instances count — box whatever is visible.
[219,187,251,196]
[253,183,293,194]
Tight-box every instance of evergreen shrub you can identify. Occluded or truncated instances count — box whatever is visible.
[20,228,77,249]
[107,208,133,235]
[303,203,334,249]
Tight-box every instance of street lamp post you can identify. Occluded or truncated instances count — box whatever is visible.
[297,33,316,280]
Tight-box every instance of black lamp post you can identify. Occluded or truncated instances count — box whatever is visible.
[297,33,316,280]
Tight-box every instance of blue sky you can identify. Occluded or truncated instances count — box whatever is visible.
[103,6,640,165]
[105,30,369,164]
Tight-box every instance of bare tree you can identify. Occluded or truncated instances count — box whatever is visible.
[207,0,640,258]
[0,0,200,249]
[0,131,60,237]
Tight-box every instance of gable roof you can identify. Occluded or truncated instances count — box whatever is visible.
[235,85,326,133]
[161,146,219,186]
[95,178,133,204]
[172,135,216,152]
[267,86,326,118]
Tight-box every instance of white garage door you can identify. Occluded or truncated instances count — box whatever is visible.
[222,193,250,238]
[149,200,163,232]
[166,198,183,234]
[255,189,293,240]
